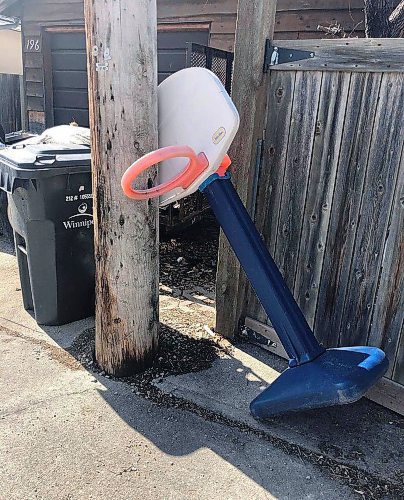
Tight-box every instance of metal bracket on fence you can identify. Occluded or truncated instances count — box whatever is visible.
[264,39,315,72]
[240,324,279,350]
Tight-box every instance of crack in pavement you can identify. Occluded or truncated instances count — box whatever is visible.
[0,325,83,371]
[0,387,97,419]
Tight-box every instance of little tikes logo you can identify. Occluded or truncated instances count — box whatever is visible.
[63,203,94,230]
[212,126,226,145]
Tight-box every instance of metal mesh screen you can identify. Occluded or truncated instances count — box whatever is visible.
[190,50,207,69]
[160,43,234,232]
[211,57,228,87]
[186,43,234,94]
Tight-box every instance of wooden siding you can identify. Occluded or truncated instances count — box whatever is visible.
[158,0,237,52]
[158,1,368,49]
[221,39,404,412]
[0,74,21,134]
[16,0,368,132]
[3,0,370,46]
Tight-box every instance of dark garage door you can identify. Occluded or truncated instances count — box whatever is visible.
[49,29,209,127]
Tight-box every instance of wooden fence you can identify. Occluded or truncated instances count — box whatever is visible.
[217,38,404,413]
[0,73,21,134]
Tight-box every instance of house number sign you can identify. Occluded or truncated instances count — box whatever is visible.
[24,36,42,53]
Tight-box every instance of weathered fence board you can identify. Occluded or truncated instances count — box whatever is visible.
[270,39,404,72]
[368,153,403,380]
[339,73,404,347]
[315,72,383,348]
[366,378,403,416]
[215,0,277,339]
[225,38,404,412]
[294,71,351,328]
[0,74,21,134]
[255,71,297,254]
[393,329,404,385]
[274,71,322,289]
[246,70,296,323]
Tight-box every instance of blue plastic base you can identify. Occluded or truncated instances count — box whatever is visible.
[201,176,388,418]
[250,346,389,419]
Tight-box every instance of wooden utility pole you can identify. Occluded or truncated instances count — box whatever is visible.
[215,0,277,338]
[84,0,159,375]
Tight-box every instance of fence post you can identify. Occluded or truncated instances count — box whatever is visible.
[84,0,159,375]
[215,0,277,338]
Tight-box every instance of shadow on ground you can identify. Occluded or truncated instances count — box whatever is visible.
[1,230,403,499]
[62,325,404,499]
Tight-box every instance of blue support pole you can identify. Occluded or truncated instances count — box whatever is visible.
[123,159,388,417]
[200,174,325,366]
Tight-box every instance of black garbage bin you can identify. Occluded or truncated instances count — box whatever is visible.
[0,143,95,325]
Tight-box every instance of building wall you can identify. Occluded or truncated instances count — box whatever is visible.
[275,0,366,40]
[0,30,23,75]
[14,0,366,132]
[160,1,367,50]
[0,74,21,133]
[19,0,237,132]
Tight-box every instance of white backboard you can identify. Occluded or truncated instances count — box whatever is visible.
[157,68,239,206]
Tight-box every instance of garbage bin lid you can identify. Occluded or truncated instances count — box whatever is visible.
[0,144,91,192]
[0,143,91,169]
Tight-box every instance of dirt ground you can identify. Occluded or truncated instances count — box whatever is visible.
[160,214,219,295]
[70,215,225,405]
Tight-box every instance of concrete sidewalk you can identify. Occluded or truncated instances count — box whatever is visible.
[0,236,402,499]
[1,325,356,500]
[155,343,403,484]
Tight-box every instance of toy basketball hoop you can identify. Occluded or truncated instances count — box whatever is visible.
[121,67,388,419]
[122,68,239,206]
